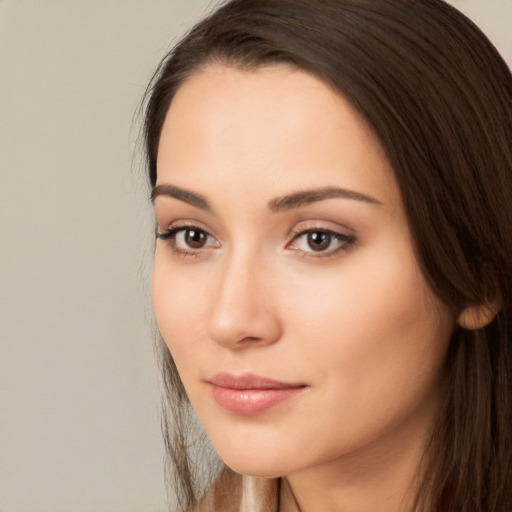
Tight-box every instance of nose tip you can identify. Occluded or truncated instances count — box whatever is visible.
[208,313,281,348]
[206,261,282,349]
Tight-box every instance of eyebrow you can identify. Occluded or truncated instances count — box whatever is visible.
[268,186,381,212]
[151,184,381,212]
[151,184,211,211]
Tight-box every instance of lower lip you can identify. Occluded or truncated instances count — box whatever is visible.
[210,385,305,415]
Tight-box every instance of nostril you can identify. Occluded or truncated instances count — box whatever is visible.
[239,336,265,344]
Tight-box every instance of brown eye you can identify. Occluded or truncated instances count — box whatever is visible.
[307,231,331,251]
[184,229,207,249]
[156,225,219,253]
[287,227,355,258]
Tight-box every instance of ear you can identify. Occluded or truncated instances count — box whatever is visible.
[457,300,501,330]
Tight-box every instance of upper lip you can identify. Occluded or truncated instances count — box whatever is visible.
[207,372,305,390]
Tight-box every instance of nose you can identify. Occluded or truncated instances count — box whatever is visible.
[206,250,282,349]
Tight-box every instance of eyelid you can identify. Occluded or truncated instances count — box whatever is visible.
[156,218,217,239]
[287,219,355,239]
[157,216,206,230]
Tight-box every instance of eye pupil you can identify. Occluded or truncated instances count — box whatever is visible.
[185,229,206,248]
[307,231,331,251]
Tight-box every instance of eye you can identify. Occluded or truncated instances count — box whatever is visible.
[304,231,333,252]
[156,225,219,254]
[178,228,209,249]
[288,228,355,257]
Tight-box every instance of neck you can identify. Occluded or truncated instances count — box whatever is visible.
[279,404,437,512]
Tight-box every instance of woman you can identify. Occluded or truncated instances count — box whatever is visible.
[142,0,512,510]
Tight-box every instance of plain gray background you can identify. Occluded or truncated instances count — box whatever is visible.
[1,1,510,511]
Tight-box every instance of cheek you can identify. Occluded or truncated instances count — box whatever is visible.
[152,256,210,362]
[284,234,450,347]
[281,244,453,417]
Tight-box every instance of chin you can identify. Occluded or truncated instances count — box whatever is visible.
[224,460,285,479]
[212,442,293,479]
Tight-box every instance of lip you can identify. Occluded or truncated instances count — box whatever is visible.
[207,372,307,416]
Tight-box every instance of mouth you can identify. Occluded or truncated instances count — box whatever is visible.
[206,373,307,416]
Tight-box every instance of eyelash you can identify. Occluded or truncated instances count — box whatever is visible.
[155,224,356,259]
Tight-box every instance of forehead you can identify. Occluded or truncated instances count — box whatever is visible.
[156,64,400,212]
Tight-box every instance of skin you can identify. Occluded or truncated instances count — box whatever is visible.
[152,64,456,512]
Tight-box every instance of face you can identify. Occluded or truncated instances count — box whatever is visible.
[152,64,455,479]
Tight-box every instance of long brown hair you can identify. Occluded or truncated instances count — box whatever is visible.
[142,1,512,510]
